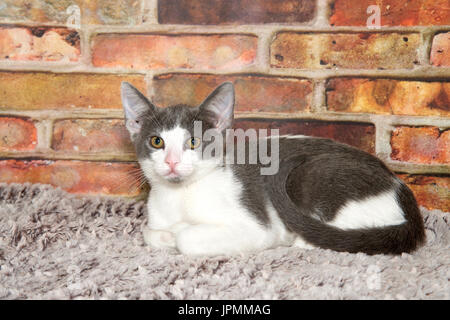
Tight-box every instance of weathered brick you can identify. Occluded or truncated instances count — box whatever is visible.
[0,27,80,62]
[398,175,450,212]
[92,34,257,70]
[430,32,450,67]
[152,74,313,113]
[330,0,450,26]
[0,0,142,25]
[0,160,146,196]
[327,79,450,116]
[0,117,37,151]
[158,0,315,25]
[0,72,146,110]
[235,119,375,154]
[391,127,449,164]
[52,119,134,155]
[271,33,420,69]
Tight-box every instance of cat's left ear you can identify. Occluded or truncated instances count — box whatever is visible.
[199,82,235,132]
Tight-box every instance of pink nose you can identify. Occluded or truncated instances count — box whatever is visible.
[165,154,180,172]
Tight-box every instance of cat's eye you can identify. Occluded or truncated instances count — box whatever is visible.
[188,137,201,149]
[150,136,164,149]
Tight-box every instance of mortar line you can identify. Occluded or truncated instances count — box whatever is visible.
[1,65,449,79]
[419,29,435,66]
[0,151,137,162]
[373,118,395,160]
[1,109,448,126]
[140,0,158,25]
[313,0,331,28]
[1,19,450,33]
[33,119,50,151]
[256,30,273,73]
[80,24,93,68]
[144,71,156,99]
[311,80,327,112]
[44,119,54,151]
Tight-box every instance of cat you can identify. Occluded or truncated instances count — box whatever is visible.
[120,81,425,256]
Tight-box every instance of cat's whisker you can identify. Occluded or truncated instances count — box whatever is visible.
[110,176,141,191]
[133,179,149,193]
[124,168,145,175]
[110,180,147,194]
[110,170,147,193]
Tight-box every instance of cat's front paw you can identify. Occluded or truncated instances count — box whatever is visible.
[175,225,230,256]
[176,226,211,256]
[142,227,176,249]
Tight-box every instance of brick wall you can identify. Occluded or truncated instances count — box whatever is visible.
[0,0,448,211]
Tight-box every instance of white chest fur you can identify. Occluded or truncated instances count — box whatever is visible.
[147,167,254,228]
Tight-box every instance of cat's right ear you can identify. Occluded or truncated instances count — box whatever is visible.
[121,82,155,135]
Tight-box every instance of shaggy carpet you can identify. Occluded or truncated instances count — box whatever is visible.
[0,183,448,300]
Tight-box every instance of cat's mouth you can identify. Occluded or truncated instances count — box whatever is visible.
[164,172,184,184]
[166,176,183,184]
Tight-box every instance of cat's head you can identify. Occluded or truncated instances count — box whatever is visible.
[121,82,235,184]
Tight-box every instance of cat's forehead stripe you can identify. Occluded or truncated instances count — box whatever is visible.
[160,126,190,145]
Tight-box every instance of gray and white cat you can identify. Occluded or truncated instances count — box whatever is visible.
[121,82,425,256]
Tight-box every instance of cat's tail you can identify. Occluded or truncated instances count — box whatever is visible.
[267,163,426,255]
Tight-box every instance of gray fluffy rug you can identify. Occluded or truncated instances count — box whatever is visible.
[0,183,448,300]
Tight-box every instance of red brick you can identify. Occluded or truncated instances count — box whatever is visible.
[0,117,37,151]
[0,72,146,110]
[92,34,257,70]
[0,160,146,196]
[0,27,80,62]
[158,0,315,24]
[152,74,313,113]
[398,175,450,212]
[52,119,134,155]
[0,0,142,25]
[391,127,449,164]
[330,0,450,26]
[430,32,450,67]
[271,33,420,69]
[235,119,375,154]
[327,79,450,116]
